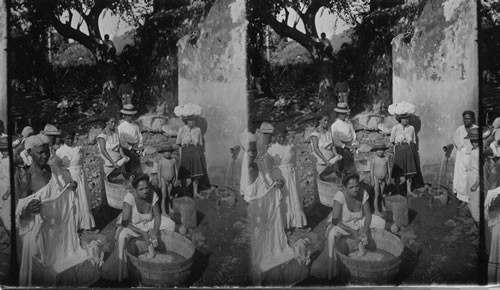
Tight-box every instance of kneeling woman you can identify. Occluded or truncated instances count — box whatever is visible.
[311,173,385,280]
[102,174,175,282]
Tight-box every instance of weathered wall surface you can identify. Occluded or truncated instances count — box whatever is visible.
[0,0,6,127]
[392,0,478,166]
[178,0,247,185]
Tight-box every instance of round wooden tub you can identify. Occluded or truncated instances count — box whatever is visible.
[127,230,195,287]
[336,228,404,285]
[317,176,344,207]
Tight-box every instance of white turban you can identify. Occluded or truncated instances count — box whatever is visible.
[21,126,34,138]
[493,117,500,129]
[24,135,49,150]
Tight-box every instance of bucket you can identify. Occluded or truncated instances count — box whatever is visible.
[127,230,195,287]
[385,195,408,227]
[172,197,197,228]
[317,176,344,207]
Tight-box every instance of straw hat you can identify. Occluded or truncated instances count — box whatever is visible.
[182,115,196,121]
[371,142,388,152]
[257,122,274,134]
[120,104,137,115]
[334,103,351,114]
[41,124,61,136]
[0,137,8,150]
[395,113,411,121]
[143,145,157,155]
[158,143,178,153]
[464,127,480,141]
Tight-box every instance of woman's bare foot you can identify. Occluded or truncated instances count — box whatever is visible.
[408,191,418,198]
[194,192,204,199]
[374,210,383,217]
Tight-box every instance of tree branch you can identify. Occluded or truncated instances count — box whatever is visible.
[257,3,323,60]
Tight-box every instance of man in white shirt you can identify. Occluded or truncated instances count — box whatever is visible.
[330,103,358,175]
[117,104,144,175]
[444,111,478,206]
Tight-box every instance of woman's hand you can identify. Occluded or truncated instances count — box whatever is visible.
[24,199,41,217]
[67,181,78,191]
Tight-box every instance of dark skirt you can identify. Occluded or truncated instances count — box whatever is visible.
[392,143,417,178]
[179,145,205,179]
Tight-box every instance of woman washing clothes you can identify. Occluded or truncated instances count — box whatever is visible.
[310,115,342,178]
[267,127,308,231]
[176,115,206,199]
[97,116,129,179]
[311,173,386,280]
[101,174,175,282]
[390,113,418,197]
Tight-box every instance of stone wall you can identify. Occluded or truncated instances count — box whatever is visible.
[177,0,247,186]
[392,0,478,166]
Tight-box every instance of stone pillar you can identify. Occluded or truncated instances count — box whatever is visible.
[392,0,478,167]
[177,0,247,186]
[0,0,6,128]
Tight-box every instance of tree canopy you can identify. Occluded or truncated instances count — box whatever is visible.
[10,0,153,60]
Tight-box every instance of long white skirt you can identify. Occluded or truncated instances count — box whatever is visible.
[276,165,307,229]
[69,166,95,230]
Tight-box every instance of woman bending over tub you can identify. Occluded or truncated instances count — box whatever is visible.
[310,173,386,280]
[101,174,175,282]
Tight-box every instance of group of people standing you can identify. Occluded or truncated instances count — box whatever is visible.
[448,111,500,283]
[241,101,427,281]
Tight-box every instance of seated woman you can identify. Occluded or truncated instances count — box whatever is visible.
[101,174,175,282]
[97,116,129,179]
[310,173,386,280]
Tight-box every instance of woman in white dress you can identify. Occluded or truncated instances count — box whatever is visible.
[101,174,175,282]
[267,128,307,230]
[97,116,129,178]
[56,131,96,231]
[245,141,295,282]
[311,173,385,280]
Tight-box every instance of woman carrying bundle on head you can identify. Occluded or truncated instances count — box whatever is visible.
[390,113,418,197]
[176,115,205,199]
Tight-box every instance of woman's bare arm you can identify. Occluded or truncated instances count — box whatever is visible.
[97,137,117,167]
[311,135,330,164]
[151,201,161,238]
[121,202,148,238]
